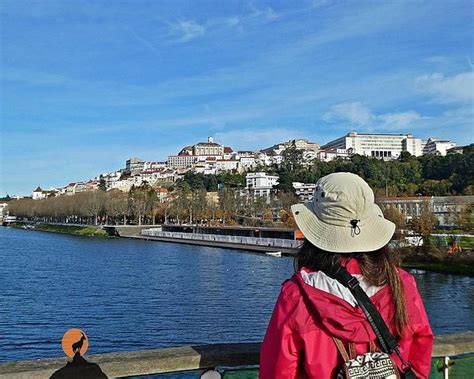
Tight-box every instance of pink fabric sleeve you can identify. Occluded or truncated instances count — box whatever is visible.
[406,278,434,379]
[260,287,304,379]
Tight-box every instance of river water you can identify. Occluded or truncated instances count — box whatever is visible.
[0,227,473,362]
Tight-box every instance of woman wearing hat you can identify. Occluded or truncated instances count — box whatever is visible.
[260,173,433,378]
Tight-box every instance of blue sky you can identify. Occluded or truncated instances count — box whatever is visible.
[1,0,473,196]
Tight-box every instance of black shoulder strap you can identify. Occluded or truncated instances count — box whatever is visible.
[326,264,398,353]
[326,265,417,378]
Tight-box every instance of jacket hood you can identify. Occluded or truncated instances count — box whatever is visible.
[293,261,397,343]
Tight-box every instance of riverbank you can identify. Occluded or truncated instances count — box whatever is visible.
[399,243,474,277]
[5,223,474,276]
[402,260,474,277]
[9,222,108,237]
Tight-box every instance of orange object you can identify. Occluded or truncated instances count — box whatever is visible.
[61,329,89,357]
[295,229,305,240]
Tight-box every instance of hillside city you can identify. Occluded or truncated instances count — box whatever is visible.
[28,132,459,199]
[2,131,472,234]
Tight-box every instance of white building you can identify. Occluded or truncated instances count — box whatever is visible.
[0,203,8,220]
[33,186,48,200]
[168,154,196,169]
[141,170,164,184]
[293,182,317,203]
[97,171,122,188]
[138,170,176,184]
[246,172,279,197]
[215,159,239,172]
[65,183,78,196]
[377,196,474,228]
[168,137,234,169]
[238,156,257,170]
[144,161,167,171]
[423,138,457,156]
[125,157,145,175]
[109,178,137,192]
[322,132,424,159]
[263,139,320,156]
[261,139,320,165]
[32,186,60,200]
[317,148,351,162]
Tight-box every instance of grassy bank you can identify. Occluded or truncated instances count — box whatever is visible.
[11,223,109,237]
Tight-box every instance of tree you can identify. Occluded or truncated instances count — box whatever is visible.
[219,188,240,224]
[281,144,303,173]
[83,191,106,225]
[457,203,474,233]
[98,177,107,191]
[411,201,437,240]
[418,179,452,196]
[190,189,208,224]
[129,184,155,225]
[106,190,129,225]
[382,205,406,240]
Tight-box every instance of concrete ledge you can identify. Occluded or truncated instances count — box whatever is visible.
[0,343,260,379]
[1,332,473,378]
[433,331,474,357]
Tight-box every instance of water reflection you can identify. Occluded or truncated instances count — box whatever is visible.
[414,272,474,333]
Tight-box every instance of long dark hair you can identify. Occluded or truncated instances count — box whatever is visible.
[295,240,409,337]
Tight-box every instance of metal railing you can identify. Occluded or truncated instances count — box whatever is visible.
[141,229,302,249]
[1,332,473,378]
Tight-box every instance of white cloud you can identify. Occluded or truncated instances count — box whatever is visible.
[249,5,279,22]
[424,56,452,65]
[323,102,373,125]
[415,71,474,103]
[168,20,206,43]
[377,111,424,130]
[310,0,331,10]
[323,102,424,130]
[224,16,240,27]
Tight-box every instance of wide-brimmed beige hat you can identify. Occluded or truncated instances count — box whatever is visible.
[291,172,395,253]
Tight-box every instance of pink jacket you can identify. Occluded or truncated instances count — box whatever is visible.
[260,259,434,378]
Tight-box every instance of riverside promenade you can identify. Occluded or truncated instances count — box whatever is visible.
[105,225,302,255]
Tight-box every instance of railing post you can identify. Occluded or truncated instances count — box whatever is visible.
[443,356,450,379]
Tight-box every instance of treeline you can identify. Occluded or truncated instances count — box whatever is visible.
[8,183,299,227]
[275,144,474,196]
[8,185,175,226]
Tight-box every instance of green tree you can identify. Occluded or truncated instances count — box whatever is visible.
[98,177,107,191]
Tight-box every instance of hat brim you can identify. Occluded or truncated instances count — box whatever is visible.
[291,203,395,253]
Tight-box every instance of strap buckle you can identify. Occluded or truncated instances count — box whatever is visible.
[347,276,359,289]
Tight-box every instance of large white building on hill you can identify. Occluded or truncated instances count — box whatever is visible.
[322,132,457,159]
[245,172,279,197]
[322,132,425,159]
[423,138,457,156]
[168,137,234,169]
